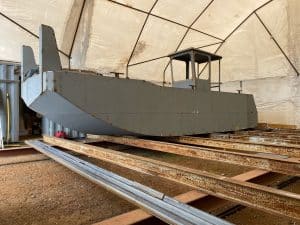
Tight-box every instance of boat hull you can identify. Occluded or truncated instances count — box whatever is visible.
[22,70,257,136]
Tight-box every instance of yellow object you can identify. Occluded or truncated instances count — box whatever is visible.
[6,93,10,143]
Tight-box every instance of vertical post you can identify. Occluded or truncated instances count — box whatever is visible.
[191,51,196,89]
[170,59,174,84]
[9,65,19,142]
[185,61,189,80]
[0,65,7,142]
[208,55,211,88]
[126,66,129,79]
[218,59,221,92]
[196,62,199,77]
[68,57,71,69]
[239,81,243,94]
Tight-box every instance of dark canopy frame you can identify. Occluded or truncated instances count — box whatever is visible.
[0,0,298,79]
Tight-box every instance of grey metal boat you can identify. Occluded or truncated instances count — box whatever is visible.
[21,25,257,136]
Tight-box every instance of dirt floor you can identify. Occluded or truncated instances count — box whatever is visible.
[0,143,299,225]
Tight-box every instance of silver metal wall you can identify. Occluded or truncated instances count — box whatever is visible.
[0,62,19,142]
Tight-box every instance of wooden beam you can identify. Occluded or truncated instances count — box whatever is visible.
[163,136,300,158]
[88,135,300,176]
[230,132,300,139]
[234,129,300,136]
[229,135,300,145]
[257,123,297,130]
[94,169,268,225]
[42,135,300,220]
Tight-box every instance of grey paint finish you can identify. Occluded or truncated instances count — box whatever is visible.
[30,91,132,135]
[39,25,62,72]
[21,24,257,136]
[22,69,257,136]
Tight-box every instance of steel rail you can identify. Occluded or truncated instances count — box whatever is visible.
[162,136,300,158]
[95,169,268,225]
[41,136,300,220]
[27,140,230,225]
[87,135,300,176]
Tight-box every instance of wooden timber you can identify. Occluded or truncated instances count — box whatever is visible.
[87,135,300,176]
[41,135,300,220]
[162,136,300,158]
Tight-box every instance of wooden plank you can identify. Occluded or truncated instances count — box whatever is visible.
[42,136,300,220]
[94,169,268,225]
[229,135,300,145]
[236,128,300,134]
[230,132,300,140]
[88,135,300,176]
[0,145,33,152]
[163,136,300,158]
[257,123,297,130]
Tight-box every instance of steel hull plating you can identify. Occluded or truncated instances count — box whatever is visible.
[21,70,257,136]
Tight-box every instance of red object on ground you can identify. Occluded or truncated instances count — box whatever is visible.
[54,131,67,138]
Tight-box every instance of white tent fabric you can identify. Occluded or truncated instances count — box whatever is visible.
[0,0,299,125]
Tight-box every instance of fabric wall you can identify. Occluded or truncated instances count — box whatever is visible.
[0,0,299,125]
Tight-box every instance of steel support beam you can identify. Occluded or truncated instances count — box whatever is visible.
[163,136,300,158]
[28,139,230,225]
[42,136,300,220]
[95,169,268,225]
[88,135,300,176]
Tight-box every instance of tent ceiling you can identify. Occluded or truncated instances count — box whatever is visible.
[0,0,299,83]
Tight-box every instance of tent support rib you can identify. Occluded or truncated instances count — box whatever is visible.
[254,12,299,76]
[127,42,222,71]
[0,11,69,58]
[162,0,217,79]
[126,0,159,78]
[107,0,223,42]
[198,0,278,77]
[68,0,87,66]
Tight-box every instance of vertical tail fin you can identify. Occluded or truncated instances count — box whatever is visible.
[21,45,38,81]
[39,24,62,73]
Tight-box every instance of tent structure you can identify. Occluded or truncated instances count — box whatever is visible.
[0,0,299,126]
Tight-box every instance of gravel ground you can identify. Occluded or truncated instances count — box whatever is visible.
[0,144,299,225]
